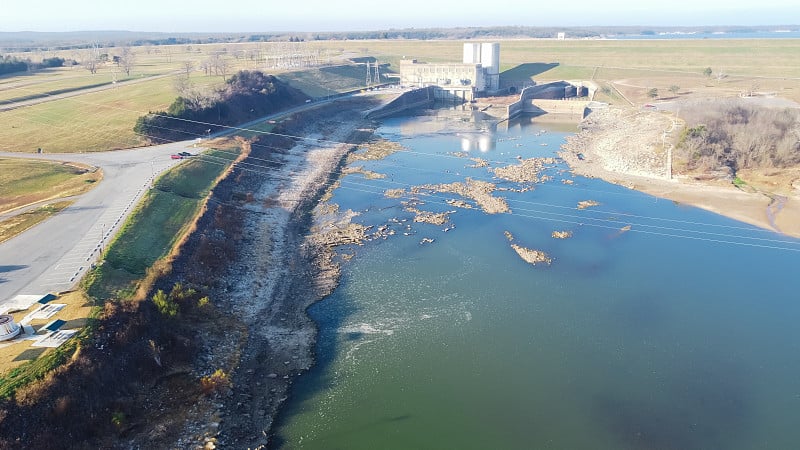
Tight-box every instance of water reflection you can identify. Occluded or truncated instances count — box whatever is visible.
[459,132,495,152]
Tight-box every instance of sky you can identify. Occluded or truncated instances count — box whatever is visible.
[2,0,800,33]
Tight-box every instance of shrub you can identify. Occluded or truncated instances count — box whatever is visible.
[152,289,177,317]
[200,369,231,396]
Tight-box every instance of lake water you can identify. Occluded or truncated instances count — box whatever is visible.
[614,30,800,40]
[271,112,800,449]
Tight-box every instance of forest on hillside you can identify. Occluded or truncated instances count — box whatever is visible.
[675,100,800,176]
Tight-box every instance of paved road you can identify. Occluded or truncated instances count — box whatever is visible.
[0,142,192,304]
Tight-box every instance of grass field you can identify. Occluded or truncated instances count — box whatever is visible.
[1,38,798,153]
[85,148,238,300]
[0,69,148,104]
[0,158,101,213]
[283,64,375,97]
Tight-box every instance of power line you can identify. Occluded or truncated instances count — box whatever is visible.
[5,79,799,250]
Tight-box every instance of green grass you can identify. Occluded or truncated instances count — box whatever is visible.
[236,122,275,139]
[281,64,374,97]
[86,149,237,300]
[0,68,125,102]
[1,68,227,153]
[0,158,100,213]
[0,159,80,200]
[0,72,146,104]
[1,76,186,152]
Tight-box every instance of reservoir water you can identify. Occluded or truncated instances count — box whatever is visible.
[272,112,800,449]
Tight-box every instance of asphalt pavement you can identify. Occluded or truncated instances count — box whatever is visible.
[0,142,192,305]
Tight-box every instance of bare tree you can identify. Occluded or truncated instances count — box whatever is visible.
[182,60,195,78]
[118,46,135,76]
[217,57,229,80]
[173,76,191,97]
[207,53,229,79]
[82,45,101,74]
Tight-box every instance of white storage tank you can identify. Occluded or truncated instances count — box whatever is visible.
[480,42,500,75]
[0,314,21,341]
[463,43,481,64]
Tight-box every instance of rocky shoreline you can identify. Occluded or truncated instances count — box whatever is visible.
[143,99,384,449]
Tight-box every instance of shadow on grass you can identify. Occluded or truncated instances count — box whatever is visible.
[13,348,46,362]
[501,62,560,84]
[319,64,368,80]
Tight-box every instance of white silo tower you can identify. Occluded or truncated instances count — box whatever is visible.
[464,43,481,64]
[0,315,21,341]
[463,43,481,64]
[480,43,500,91]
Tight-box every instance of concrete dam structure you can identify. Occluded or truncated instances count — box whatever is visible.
[507,81,594,119]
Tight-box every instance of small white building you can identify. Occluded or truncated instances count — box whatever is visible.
[0,314,21,341]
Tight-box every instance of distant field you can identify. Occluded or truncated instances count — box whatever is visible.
[0,69,143,104]
[1,38,798,152]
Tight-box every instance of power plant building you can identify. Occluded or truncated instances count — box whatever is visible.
[400,42,501,100]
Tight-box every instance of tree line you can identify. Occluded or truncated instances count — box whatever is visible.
[5,24,786,52]
[134,70,309,142]
[0,55,65,75]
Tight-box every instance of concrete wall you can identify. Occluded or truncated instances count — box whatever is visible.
[530,99,591,116]
[366,86,436,119]
[506,82,591,119]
